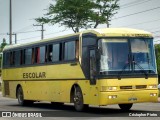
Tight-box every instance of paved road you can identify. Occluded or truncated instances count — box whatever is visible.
[0,92,160,120]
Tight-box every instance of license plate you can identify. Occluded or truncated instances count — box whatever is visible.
[128,97,137,101]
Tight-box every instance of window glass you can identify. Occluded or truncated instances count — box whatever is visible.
[15,51,20,66]
[48,45,53,62]
[52,44,60,62]
[35,47,40,63]
[20,50,25,65]
[9,52,15,66]
[3,52,10,67]
[131,39,156,72]
[99,39,129,72]
[40,46,45,63]
[64,41,75,60]
[25,49,32,64]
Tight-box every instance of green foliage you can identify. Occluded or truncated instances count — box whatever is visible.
[92,0,120,28]
[155,44,160,83]
[0,38,8,75]
[0,38,7,52]
[36,0,120,32]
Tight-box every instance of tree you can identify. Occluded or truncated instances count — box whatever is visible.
[0,38,7,75]
[36,0,120,33]
[92,0,120,28]
[36,0,95,33]
[155,44,160,83]
[0,38,7,51]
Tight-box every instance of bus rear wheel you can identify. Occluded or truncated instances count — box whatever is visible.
[73,86,88,111]
[17,86,33,106]
[118,103,133,111]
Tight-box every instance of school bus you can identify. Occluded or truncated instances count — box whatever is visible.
[2,28,158,111]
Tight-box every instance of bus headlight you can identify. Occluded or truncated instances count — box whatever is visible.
[150,93,157,96]
[108,95,117,99]
[101,86,118,91]
[108,86,117,90]
[148,85,157,89]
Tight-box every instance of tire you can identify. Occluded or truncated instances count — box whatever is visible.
[73,86,88,111]
[118,103,133,111]
[17,86,33,106]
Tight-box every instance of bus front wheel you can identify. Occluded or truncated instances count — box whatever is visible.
[118,103,133,111]
[17,86,33,106]
[73,86,88,111]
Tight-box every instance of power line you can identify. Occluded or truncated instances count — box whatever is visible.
[16,30,39,34]
[121,0,152,9]
[15,24,33,33]
[0,30,39,36]
[112,6,160,20]
[120,18,160,27]
[151,30,160,33]
[0,33,7,35]
[17,30,70,42]
[121,0,146,7]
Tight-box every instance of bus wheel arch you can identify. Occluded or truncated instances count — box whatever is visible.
[16,85,25,105]
[70,84,88,111]
[118,103,133,111]
[16,84,33,106]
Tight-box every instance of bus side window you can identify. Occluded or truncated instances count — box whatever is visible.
[64,41,76,60]
[40,46,45,63]
[15,51,20,66]
[10,52,14,66]
[48,45,53,62]
[31,48,35,64]
[20,50,25,65]
[35,47,40,64]
[52,44,60,62]
[76,40,79,59]
[25,48,32,65]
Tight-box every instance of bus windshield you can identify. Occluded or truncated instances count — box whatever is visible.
[98,38,157,75]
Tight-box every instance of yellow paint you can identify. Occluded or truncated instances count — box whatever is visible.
[2,28,158,106]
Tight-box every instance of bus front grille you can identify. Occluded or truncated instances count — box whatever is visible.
[120,86,132,89]
[136,85,147,89]
[120,85,147,90]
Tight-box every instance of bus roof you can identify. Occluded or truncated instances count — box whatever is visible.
[3,28,152,51]
[82,28,152,37]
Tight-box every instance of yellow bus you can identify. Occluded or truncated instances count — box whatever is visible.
[2,28,159,111]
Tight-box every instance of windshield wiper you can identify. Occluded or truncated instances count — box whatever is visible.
[118,54,131,80]
[118,62,130,80]
[132,61,148,79]
[132,55,148,79]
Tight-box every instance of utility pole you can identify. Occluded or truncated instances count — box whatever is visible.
[7,33,17,44]
[33,24,45,39]
[9,0,12,44]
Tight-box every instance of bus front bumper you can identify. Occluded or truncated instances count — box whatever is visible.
[99,90,159,105]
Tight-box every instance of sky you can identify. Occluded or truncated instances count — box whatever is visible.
[0,0,160,44]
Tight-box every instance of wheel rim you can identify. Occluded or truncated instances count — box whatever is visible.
[73,87,85,111]
[74,91,82,106]
[17,88,23,104]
